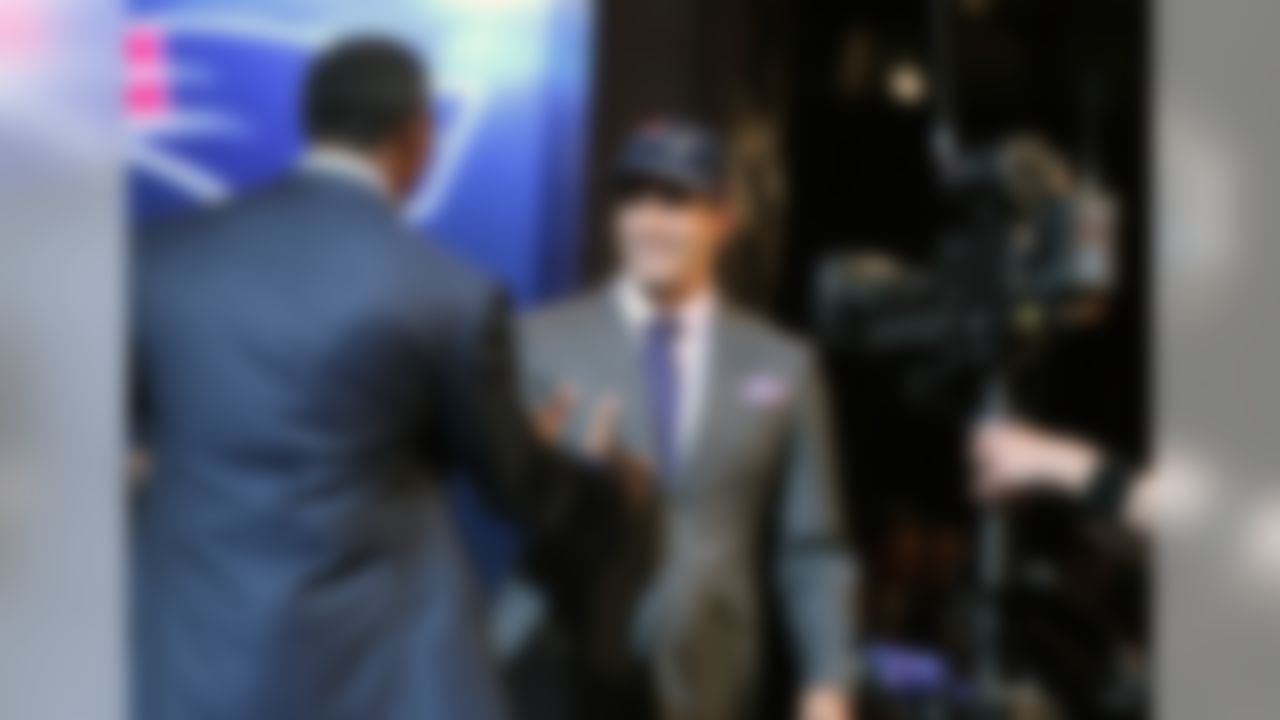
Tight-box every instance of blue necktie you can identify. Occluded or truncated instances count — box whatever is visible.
[643,314,681,484]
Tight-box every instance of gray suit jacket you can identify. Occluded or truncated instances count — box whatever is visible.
[514,289,857,720]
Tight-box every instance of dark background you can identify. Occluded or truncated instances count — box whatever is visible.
[582,0,1150,716]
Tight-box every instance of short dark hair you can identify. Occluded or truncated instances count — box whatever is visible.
[303,37,429,149]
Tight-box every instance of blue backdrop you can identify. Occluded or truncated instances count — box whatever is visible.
[128,0,596,585]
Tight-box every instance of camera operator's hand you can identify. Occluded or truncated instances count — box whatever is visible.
[797,687,853,720]
[970,420,1101,503]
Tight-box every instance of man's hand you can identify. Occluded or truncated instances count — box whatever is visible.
[798,687,853,720]
[533,384,578,445]
[534,386,653,511]
[582,393,653,510]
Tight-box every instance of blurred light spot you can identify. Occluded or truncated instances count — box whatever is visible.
[885,58,929,108]
[439,24,542,87]
[1152,445,1214,533]
[0,1,49,67]
[1161,110,1239,289]
[1238,496,1280,594]
[0,0,52,99]
[437,0,549,14]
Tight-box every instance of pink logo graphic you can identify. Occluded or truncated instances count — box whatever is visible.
[125,25,171,123]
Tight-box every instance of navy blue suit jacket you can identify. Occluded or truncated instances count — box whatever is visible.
[131,173,608,720]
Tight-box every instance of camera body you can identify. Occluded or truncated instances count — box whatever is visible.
[816,135,1115,394]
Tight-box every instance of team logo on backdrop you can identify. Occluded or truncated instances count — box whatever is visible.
[126,12,487,223]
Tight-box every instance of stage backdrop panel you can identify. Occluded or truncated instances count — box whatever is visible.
[128,0,596,584]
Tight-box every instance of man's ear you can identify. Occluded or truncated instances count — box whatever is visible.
[390,114,433,199]
[412,114,435,172]
[717,197,744,245]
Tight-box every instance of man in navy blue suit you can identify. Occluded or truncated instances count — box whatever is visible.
[131,38,643,720]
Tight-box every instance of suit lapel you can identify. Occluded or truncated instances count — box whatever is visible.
[583,294,755,491]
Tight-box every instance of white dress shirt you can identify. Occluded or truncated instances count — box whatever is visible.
[300,144,391,200]
[614,278,718,456]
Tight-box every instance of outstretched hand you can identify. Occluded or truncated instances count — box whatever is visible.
[534,387,653,511]
[582,393,654,511]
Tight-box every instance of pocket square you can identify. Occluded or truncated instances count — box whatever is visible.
[740,372,791,408]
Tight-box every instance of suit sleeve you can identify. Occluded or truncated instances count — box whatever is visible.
[442,286,619,538]
[506,311,659,636]
[775,352,859,691]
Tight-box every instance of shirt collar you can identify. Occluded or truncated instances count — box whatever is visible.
[300,144,391,201]
[614,276,717,336]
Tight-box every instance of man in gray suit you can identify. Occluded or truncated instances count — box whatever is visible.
[511,120,858,720]
[132,39,643,720]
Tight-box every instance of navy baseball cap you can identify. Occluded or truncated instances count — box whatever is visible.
[614,118,727,197]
